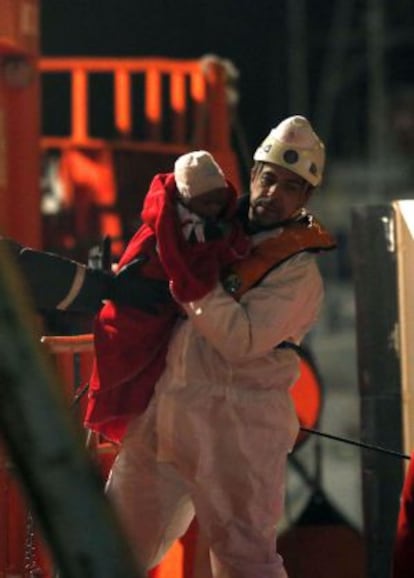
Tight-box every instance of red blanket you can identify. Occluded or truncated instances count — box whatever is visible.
[393,455,414,577]
[85,173,249,442]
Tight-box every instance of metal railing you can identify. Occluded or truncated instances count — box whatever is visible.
[39,56,231,153]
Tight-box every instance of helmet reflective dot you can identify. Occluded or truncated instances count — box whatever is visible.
[283,149,299,164]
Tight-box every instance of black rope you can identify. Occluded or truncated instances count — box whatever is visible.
[71,382,89,408]
[301,426,411,460]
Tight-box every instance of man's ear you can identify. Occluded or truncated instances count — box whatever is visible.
[304,185,315,203]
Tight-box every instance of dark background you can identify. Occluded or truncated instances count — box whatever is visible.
[40,0,414,164]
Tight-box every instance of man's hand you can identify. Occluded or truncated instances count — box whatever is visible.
[107,257,171,314]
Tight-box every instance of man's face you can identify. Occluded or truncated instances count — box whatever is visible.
[249,163,312,227]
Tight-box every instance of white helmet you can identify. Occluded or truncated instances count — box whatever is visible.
[253,115,325,187]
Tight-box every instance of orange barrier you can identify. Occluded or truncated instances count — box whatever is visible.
[290,349,324,446]
[0,441,55,578]
[0,334,103,578]
[0,0,41,248]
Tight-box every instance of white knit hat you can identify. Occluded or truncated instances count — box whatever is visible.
[174,150,227,198]
[253,116,325,186]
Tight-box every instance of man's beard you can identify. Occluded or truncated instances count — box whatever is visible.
[248,200,306,233]
[248,197,283,231]
[250,196,280,214]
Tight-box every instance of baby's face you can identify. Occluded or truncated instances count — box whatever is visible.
[183,187,231,219]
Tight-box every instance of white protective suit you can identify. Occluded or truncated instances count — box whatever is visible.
[106,227,324,578]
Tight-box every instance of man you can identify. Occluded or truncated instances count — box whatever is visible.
[104,115,336,578]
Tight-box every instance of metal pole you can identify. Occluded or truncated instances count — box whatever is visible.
[366,0,387,200]
[352,204,405,578]
[286,0,308,115]
[314,0,356,145]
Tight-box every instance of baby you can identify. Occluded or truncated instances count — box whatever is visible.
[85,151,250,443]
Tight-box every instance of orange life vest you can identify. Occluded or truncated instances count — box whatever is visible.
[222,214,336,300]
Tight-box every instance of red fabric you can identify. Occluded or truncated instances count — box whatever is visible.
[85,173,249,443]
[393,455,414,578]
[141,173,250,301]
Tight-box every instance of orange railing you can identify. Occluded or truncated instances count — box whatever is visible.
[39,57,231,153]
[38,56,242,258]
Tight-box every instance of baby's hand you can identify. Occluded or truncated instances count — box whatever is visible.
[203,219,231,241]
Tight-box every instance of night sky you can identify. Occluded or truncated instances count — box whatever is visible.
[40,1,414,161]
